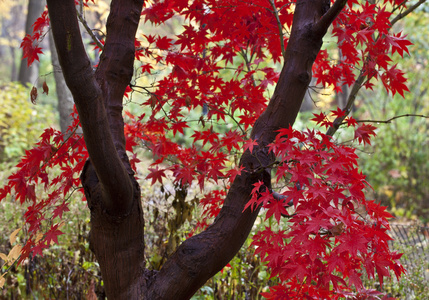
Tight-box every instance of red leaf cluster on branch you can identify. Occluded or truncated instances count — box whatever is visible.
[313,1,412,96]
[0,112,87,263]
[252,112,404,298]
[20,10,49,67]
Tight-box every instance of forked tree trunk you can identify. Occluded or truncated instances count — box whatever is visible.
[46,0,347,298]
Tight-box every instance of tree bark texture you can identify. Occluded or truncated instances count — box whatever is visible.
[18,0,45,85]
[47,0,347,298]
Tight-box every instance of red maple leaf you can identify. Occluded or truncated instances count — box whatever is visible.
[381,64,410,97]
[32,11,49,33]
[331,107,346,118]
[225,165,245,183]
[141,63,153,74]
[156,35,173,50]
[45,225,64,246]
[171,121,189,135]
[52,201,70,219]
[354,124,377,145]
[345,116,358,127]
[311,112,332,128]
[20,34,44,67]
[336,232,368,257]
[146,167,167,185]
[265,199,289,222]
[385,32,413,57]
[243,138,258,153]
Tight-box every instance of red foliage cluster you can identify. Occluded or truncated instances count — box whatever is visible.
[20,10,49,67]
[0,111,87,263]
[313,1,411,96]
[250,112,404,298]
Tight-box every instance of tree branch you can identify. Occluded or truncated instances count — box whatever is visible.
[326,0,427,137]
[94,0,144,178]
[345,114,429,125]
[76,10,104,50]
[391,0,427,27]
[47,0,134,215]
[326,70,365,136]
[313,0,348,38]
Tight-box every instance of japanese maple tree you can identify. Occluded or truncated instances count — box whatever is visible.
[0,0,419,298]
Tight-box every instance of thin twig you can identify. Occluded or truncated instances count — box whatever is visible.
[391,0,427,26]
[76,10,104,50]
[268,0,286,60]
[238,47,257,87]
[391,0,408,14]
[344,114,429,125]
[314,0,348,37]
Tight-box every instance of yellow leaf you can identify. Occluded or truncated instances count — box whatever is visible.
[0,272,7,289]
[35,232,44,243]
[0,253,7,262]
[9,228,21,245]
[8,244,22,261]
[58,221,66,230]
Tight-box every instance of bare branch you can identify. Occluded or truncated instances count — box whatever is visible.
[391,0,427,26]
[76,10,104,50]
[345,114,429,125]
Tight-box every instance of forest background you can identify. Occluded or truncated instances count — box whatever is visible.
[0,0,428,299]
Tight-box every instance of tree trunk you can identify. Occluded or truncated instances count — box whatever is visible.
[47,0,347,298]
[10,46,17,82]
[48,32,75,133]
[18,0,45,85]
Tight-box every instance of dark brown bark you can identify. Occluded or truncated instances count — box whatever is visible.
[47,0,347,299]
[47,0,146,298]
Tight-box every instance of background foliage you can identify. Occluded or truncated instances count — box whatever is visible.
[0,83,54,163]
